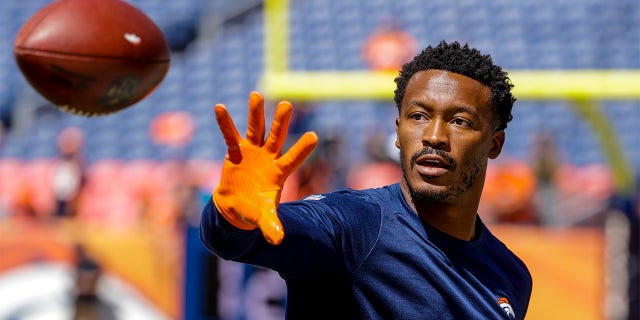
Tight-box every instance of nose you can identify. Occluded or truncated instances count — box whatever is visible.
[422,119,449,149]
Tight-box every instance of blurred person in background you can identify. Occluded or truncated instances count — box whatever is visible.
[347,129,402,190]
[53,126,87,219]
[530,130,562,226]
[362,17,417,72]
[72,244,117,320]
[201,41,532,319]
[0,124,5,219]
[294,136,344,199]
[479,159,538,225]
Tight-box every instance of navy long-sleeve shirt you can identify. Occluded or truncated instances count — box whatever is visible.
[200,183,532,319]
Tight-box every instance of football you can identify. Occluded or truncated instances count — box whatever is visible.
[13,0,170,116]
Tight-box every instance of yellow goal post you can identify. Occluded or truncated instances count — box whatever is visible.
[258,0,640,193]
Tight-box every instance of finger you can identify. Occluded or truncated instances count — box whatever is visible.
[264,101,293,155]
[214,104,242,163]
[276,131,318,174]
[246,91,266,146]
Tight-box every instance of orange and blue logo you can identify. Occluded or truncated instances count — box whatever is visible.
[498,297,515,319]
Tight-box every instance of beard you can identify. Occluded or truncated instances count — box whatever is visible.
[399,146,482,202]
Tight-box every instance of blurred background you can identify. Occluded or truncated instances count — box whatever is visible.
[0,0,638,319]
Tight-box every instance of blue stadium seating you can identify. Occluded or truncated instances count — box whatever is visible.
[0,0,639,175]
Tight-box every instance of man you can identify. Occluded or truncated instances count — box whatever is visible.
[201,41,532,319]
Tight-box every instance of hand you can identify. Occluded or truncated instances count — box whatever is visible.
[212,91,318,245]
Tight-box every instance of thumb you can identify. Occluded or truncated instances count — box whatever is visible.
[259,214,284,245]
[257,191,284,245]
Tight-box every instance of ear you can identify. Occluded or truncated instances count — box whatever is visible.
[488,130,505,159]
[395,118,400,149]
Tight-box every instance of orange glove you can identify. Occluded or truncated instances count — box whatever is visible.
[212,91,318,245]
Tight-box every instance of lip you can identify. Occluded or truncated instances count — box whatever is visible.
[414,154,451,177]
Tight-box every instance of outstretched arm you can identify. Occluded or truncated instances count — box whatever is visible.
[211,91,318,245]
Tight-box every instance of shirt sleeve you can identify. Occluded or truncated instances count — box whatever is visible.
[199,198,263,260]
[200,189,382,280]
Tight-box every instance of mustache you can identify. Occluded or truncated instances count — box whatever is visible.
[411,146,456,170]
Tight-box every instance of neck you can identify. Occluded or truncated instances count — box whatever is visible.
[400,181,479,241]
[417,204,478,241]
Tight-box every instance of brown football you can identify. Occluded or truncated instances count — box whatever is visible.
[13,0,171,116]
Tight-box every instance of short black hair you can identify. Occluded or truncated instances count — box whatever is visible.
[394,40,515,130]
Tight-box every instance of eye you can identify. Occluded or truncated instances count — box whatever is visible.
[451,117,472,127]
[409,113,426,121]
